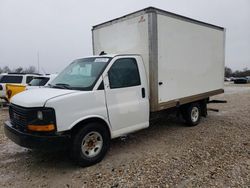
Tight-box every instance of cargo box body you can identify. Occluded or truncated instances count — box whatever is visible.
[92,7,225,112]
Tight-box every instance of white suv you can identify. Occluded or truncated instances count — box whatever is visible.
[0,73,40,101]
[26,74,57,90]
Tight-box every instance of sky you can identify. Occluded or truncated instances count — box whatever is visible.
[0,0,249,73]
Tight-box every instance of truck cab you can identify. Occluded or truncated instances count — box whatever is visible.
[4,55,149,166]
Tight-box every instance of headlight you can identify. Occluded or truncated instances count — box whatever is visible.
[37,111,43,120]
[27,108,56,132]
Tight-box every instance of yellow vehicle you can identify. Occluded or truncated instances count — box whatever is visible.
[5,75,57,102]
[5,84,26,102]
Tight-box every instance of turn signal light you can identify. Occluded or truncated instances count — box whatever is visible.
[27,124,55,132]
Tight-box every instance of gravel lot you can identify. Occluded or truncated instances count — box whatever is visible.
[0,83,249,187]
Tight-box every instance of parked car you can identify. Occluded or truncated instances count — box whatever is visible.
[4,7,225,167]
[26,74,57,90]
[234,77,250,84]
[5,74,58,102]
[229,77,236,81]
[0,73,40,102]
[5,84,26,102]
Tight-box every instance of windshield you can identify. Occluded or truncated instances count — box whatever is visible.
[50,57,110,90]
[29,77,50,86]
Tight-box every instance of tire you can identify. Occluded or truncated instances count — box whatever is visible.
[181,103,201,126]
[70,122,110,167]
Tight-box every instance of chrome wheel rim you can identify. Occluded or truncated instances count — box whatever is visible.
[191,107,199,122]
[81,131,103,158]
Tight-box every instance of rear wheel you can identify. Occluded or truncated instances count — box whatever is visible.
[70,122,110,167]
[182,103,201,126]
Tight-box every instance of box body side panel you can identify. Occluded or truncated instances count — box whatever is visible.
[157,14,224,104]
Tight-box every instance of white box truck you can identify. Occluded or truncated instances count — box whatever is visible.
[4,7,225,167]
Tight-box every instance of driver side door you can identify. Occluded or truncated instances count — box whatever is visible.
[103,56,149,138]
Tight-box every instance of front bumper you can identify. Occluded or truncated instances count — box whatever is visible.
[4,121,71,151]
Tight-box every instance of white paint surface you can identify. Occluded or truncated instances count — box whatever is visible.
[93,10,225,107]
[93,14,150,78]
[157,14,224,102]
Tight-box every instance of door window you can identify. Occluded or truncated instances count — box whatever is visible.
[108,58,141,89]
[29,77,50,86]
[26,76,34,83]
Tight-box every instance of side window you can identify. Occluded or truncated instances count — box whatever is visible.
[0,76,23,83]
[26,76,34,83]
[108,58,141,89]
[97,81,104,90]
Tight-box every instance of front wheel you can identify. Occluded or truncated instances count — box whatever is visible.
[181,103,201,126]
[70,122,110,167]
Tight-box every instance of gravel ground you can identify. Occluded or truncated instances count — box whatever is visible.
[0,83,249,187]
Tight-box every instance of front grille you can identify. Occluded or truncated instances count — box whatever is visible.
[9,104,29,132]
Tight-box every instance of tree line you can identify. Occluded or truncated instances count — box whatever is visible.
[0,66,37,74]
[0,65,249,77]
[225,67,250,78]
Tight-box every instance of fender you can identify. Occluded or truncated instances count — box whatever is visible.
[69,115,112,136]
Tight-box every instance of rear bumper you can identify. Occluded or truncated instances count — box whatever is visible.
[4,121,71,151]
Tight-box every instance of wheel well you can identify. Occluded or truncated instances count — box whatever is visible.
[70,118,111,139]
[180,98,208,117]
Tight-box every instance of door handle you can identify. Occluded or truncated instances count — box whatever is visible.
[141,88,145,98]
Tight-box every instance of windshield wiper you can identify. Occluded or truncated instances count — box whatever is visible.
[54,83,72,89]
[47,83,72,89]
[47,83,54,88]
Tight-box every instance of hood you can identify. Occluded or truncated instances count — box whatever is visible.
[26,86,43,90]
[11,88,78,107]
